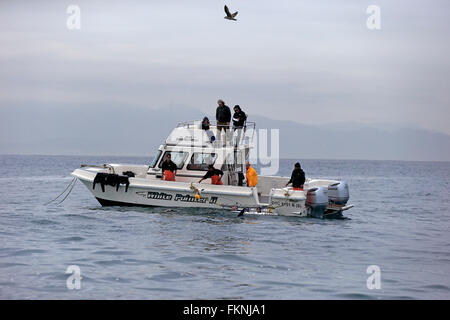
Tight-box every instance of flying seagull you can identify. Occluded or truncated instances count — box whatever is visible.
[224,5,238,21]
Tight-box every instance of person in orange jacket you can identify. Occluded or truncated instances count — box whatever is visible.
[245,161,258,187]
[161,153,177,181]
[199,165,223,185]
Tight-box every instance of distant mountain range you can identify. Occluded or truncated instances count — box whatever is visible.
[1,103,449,161]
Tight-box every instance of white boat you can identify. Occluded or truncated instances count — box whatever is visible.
[71,120,353,218]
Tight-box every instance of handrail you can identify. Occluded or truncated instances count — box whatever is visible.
[176,120,256,131]
[172,120,256,148]
[80,163,115,174]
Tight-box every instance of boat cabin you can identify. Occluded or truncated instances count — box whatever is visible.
[146,120,256,185]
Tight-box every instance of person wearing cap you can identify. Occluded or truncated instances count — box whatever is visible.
[245,161,258,187]
[286,162,305,190]
[198,165,224,185]
[161,153,177,181]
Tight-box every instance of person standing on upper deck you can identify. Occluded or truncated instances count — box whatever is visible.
[232,105,247,145]
[232,105,247,129]
[215,99,231,132]
[201,116,215,143]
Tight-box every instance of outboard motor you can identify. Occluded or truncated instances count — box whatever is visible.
[328,181,349,205]
[306,186,328,219]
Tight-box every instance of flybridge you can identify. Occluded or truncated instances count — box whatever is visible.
[165,120,256,148]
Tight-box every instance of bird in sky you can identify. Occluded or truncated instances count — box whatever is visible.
[224,5,238,21]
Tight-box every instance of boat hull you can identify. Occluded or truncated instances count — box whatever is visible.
[72,168,352,218]
[72,168,259,209]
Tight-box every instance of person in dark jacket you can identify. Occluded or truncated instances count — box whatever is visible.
[232,105,247,145]
[215,99,231,132]
[201,117,210,130]
[161,153,177,181]
[198,164,223,185]
[232,105,247,128]
[201,117,215,143]
[286,162,305,190]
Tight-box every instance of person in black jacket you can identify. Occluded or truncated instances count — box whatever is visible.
[232,105,247,128]
[201,117,210,130]
[161,153,178,181]
[286,162,305,190]
[198,164,224,185]
[232,105,247,145]
[215,99,231,132]
[201,117,215,143]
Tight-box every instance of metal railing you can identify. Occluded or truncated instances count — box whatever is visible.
[175,120,256,147]
[176,120,256,131]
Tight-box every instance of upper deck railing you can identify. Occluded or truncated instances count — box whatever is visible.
[172,120,256,148]
[176,120,256,131]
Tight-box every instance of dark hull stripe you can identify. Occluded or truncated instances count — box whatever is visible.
[95,197,157,207]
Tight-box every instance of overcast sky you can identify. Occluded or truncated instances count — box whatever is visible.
[0,0,449,134]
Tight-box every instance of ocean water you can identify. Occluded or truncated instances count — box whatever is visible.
[0,155,449,299]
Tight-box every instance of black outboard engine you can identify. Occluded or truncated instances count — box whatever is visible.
[306,186,328,219]
[328,181,349,205]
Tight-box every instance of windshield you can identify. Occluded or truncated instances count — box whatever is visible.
[149,150,162,168]
[158,151,189,170]
[187,153,218,171]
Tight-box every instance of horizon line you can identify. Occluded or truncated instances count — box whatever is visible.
[0,153,449,163]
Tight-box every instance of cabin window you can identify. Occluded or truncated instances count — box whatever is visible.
[149,150,162,168]
[187,153,218,171]
[158,151,189,170]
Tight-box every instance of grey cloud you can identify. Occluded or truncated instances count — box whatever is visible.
[0,0,449,144]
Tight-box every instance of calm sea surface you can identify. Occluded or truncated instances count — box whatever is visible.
[0,155,449,299]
